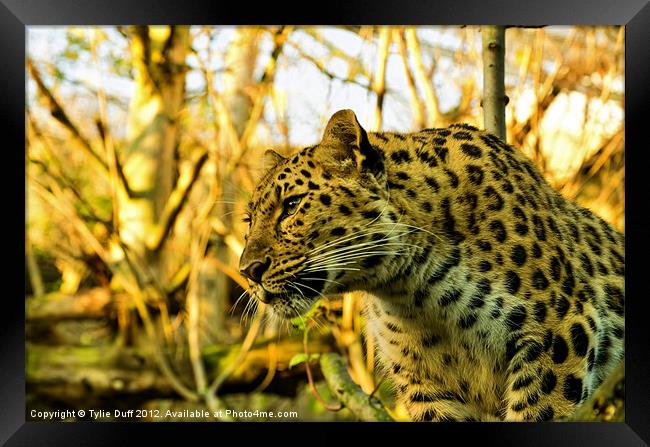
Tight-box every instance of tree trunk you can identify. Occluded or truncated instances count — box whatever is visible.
[119,26,190,282]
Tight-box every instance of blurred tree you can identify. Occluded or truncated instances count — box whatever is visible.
[205,27,262,343]
[120,26,190,276]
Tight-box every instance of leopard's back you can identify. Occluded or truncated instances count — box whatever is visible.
[363,124,624,421]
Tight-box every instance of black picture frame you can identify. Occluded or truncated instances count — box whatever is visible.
[5,0,649,445]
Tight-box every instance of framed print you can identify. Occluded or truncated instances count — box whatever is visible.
[3,0,649,445]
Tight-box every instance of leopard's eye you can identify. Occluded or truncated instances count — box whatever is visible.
[282,195,303,217]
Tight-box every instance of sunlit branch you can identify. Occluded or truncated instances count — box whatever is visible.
[319,352,394,421]
[91,29,135,209]
[146,149,209,252]
[205,306,265,419]
[26,240,45,297]
[404,28,443,127]
[28,113,112,226]
[286,40,370,90]
[301,27,372,80]
[94,119,133,198]
[232,26,292,172]
[185,223,212,395]
[26,59,108,172]
[481,26,507,140]
[395,29,426,130]
[370,27,391,131]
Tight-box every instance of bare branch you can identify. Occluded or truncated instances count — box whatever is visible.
[27,59,108,172]
[95,119,133,198]
[187,254,208,395]
[395,29,426,130]
[29,157,111,227]
[301,28,372,80]
[31,179,200,403]
[287,40,370,89]
[370,27,391,131]
[404,28,443,127]
[481,26,507,140]
[233,26,292,170]
[146,150,209,252]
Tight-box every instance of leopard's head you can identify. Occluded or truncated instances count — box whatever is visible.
[239,109,399,319]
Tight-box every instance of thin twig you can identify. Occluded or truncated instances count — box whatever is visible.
[26,59,108,172]
[26,239,45,297]
[303,327,343,412]
[286,40,370,89]
[230,26,291,173]
[254,341,278,392]
[185,221,212,395]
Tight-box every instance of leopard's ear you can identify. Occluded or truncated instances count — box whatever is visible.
[317,109,384,176]
[322,109,365,149]
[262,149,286,171]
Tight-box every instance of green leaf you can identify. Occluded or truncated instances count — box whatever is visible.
[290,298,328,331]
[290,316,306,331]
[289,353,321,369]
[289,353,308,368]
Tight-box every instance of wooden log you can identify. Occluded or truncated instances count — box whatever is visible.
[27,343,168,401]
[26,287,123,320]
[27,333,337,403]
[27,319,114,346]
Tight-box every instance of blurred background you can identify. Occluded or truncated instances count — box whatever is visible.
[25,25,624,421]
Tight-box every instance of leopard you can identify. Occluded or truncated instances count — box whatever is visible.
[239,109,625,421]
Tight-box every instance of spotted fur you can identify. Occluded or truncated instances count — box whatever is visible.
[240,109,625,421]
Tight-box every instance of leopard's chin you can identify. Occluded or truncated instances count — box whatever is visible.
[252,287,318,320]
[270,295,319,321]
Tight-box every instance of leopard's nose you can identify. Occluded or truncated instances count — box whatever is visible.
[240,258,270,284]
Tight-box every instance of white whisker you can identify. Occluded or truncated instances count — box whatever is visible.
[304,250,404,270]
[302,267,361,273]
[305,231,410,263]
[289,280,327,301]
[306,241,409,265]
[230,289,249,315]
[300,276,345,287]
